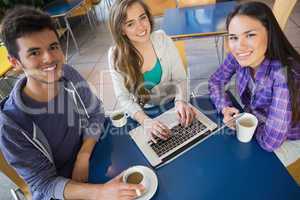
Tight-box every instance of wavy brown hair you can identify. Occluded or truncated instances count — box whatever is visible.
[109,0,154,105]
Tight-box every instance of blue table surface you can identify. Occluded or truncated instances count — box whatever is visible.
[162,1,237,37]
[44,0,83,16]
[89,94,300,199]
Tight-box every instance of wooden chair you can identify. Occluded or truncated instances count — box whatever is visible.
[177,0,216,8]
[67,0,96,29]
[174,41,188,73]
[174,40,190,98]
[272,0,298,30]
[0,44,12,78]
[287,158,300,186]
[0,151,31,200]
[0,44,23,101]
[0,49,24,199]
[144,0,177,16]
[0,45,13,100]
[177,0,221,64]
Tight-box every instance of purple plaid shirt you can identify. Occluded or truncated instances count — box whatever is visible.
[208,53,300,151]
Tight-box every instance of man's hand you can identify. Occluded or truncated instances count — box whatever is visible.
[92,173,145,200]
[222,106,240,129]
[175,101,196,127]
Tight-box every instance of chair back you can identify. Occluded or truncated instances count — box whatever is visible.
[272,0,297,30]
[0,150,31,199]
[69,0,93,17]
[144,0,177,16]
[174,41,188,73]
[287,158,300,186]
[177,0,216,8]
[0,45,12,77]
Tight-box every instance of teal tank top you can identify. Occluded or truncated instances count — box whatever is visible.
[143,58,162,90]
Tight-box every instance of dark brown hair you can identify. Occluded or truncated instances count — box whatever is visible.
[1,6,59,59]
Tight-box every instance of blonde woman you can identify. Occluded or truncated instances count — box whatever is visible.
[108,0,195,142]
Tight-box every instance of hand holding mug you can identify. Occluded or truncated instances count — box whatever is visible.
[222,106,240,129]
[92,172,144,200]
[236,113,258,143]
[122,166,149,197]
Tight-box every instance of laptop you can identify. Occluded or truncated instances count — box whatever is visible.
[129,104,217,168]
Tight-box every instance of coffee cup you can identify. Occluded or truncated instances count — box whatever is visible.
[236,113,258,143]
[110,111,128,127]
[123,166,150,196]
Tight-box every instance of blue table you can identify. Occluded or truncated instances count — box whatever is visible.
[89,95,300,199]
[45,0,83,17]
[162,1,237,65]
[44,0,89,59]
[162,1,237,40]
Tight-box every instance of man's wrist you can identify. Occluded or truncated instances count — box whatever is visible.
[76,151,91,161]
[88,184,100,200]
[64,180,98,200]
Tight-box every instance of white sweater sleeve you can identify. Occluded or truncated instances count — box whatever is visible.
[108,48,143,118]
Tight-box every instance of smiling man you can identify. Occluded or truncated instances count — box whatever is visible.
[0,6,143,200]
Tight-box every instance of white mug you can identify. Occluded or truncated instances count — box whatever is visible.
[110,112,128,127]
[123,166,150,196]
[236,113,258,143]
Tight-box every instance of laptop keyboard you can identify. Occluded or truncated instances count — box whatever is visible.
[150,120,208,157]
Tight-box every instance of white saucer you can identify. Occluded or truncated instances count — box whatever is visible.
[132,166,158,200]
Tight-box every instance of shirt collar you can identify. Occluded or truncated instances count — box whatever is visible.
[253,57,271,81]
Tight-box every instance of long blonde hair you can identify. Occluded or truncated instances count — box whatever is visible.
[109,0,154,105]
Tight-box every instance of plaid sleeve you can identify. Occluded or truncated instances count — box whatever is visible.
[208,53,238,112]
[255,72,291,152]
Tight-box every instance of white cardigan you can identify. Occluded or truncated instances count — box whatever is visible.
[108,30,188,118]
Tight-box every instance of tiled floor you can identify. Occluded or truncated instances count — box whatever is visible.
[1,0,300,199]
